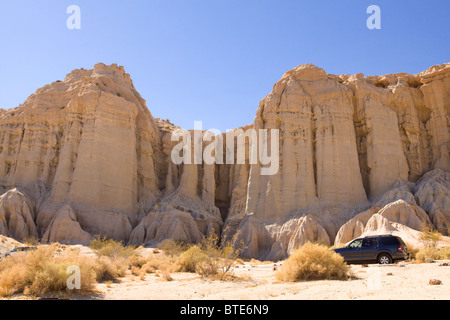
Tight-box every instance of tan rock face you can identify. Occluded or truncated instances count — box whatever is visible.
[128,204,205,245]
[0,63,163,243]
[0,189,38,240]
[334,199,432,246]
[228,63,449,259]
[0,62,448,258]
[42,204,93,245]
[414,169,450,235]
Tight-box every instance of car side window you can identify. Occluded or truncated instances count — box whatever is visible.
[349,239,362,249]
[362,238,378,248]
[380,237,398,246]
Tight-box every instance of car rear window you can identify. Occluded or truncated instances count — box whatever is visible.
[395,237,406,246]
[380,237,399,246]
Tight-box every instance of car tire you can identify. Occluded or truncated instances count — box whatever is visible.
[378,253,392,265]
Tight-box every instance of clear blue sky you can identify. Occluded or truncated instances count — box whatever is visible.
[0,0,448,131]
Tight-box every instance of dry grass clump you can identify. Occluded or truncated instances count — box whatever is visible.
[0,237,144,298]
[89,236,139,281]
[175,245,204,273]
[121,236,244,281]
[0,234,247,297]
[0,244,96,297]
[93,256,126,282]
[405,242,419,260]
[415,247,441,261]
[89,235,137,260]
[98,238,181,280]
[415,246,450,262]
[174,234,243,280]
[157,239,188,256]
[276,243,351,282]
[414,228,449,262]
[139,254,177,276]
[439,246,450,260]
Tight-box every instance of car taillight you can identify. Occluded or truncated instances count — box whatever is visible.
[397,246,403,252]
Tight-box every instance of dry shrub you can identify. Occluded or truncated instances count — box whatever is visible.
[175,234,243,280]
[276,243,351,282]
[89,235,143,281]
[22,237,40,246]
[0,242,137,298]
[130,266,141,276]
[416,247,441,261]
[405,242,419,260]
[415,228,445,261]
[419,227,442,249]
[175,245,205,273]
[140,254,177,274]
[415,246,450,261]
[234,258,245,266]
[89,235,136,260]
[157,239,187,256]
[157,267,173,281]
[0,244,96,297]
[439,246,450,260]
[127,254,148,269]
[413,227,444,262]
[93,256,126,282]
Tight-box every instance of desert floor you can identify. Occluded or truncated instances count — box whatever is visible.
[88,259,450,300]
[1,236,448,301]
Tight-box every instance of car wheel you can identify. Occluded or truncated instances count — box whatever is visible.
[378,254,392,265]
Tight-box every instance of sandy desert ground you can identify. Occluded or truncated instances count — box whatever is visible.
[88,259,450,301]
[1,236,448,301]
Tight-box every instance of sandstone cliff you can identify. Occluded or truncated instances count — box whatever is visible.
[226,63,449,259]
[0,62,448,260]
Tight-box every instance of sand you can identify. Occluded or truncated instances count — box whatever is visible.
[92,260,450,300]
[1,238,448,300]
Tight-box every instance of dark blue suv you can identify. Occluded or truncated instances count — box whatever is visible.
[333,235,409,264]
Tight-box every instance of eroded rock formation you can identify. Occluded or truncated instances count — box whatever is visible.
[0,62,448,259]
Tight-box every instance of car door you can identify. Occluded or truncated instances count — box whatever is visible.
[359,238,379,262]
[343,239,363,262]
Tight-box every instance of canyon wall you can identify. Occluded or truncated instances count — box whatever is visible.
[0,62,448,260]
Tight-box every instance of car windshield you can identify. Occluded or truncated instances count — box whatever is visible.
[349,239,362,249]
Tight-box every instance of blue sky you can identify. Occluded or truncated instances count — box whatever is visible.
[0,0,448,131]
